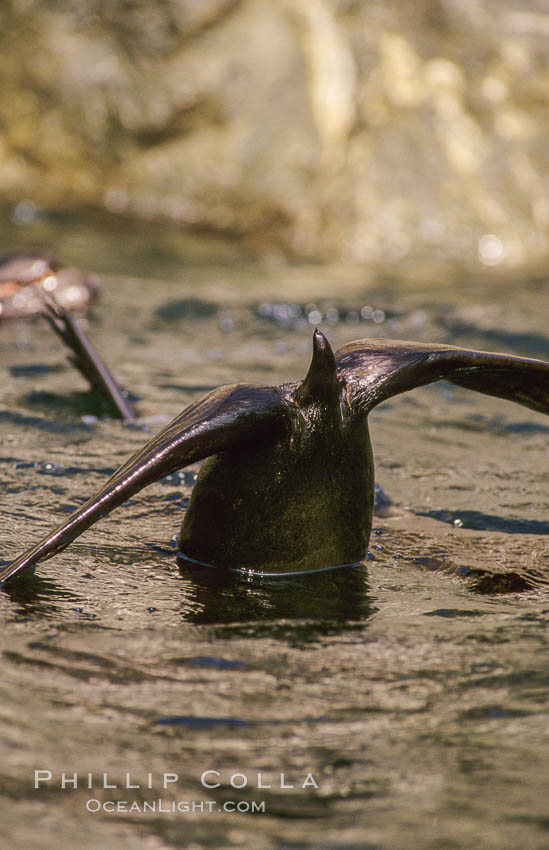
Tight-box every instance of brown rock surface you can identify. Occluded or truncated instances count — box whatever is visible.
[2,0,549,267]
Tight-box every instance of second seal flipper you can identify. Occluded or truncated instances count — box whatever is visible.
[42,295,137,420]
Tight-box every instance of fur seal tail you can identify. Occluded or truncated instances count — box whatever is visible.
[295,329,341,406]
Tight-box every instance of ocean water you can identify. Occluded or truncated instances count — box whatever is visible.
[1,216,549,849]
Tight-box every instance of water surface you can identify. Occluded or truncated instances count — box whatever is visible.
[1,216,549,849]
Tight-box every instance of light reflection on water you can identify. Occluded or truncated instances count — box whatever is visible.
[1,219,549,848]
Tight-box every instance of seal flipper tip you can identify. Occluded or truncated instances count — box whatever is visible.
[296,329,341,406]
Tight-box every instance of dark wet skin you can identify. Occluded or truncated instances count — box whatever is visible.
[1,327,549,584]
[179,336,374,573]
[0,253,99,318]
[41,296,136,420]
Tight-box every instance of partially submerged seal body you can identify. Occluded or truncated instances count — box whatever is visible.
[0,253,99,318]
[179,333,374,573]
[2,328,549,583]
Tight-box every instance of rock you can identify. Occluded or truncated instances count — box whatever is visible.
[2,0,549,269]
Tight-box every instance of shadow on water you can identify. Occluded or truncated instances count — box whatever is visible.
[153,298,219,323]
[0,570,82,619]
[417,509,549,535]
[443,317,549,358]
[1,555,376,639]
[177,561,377,641]
[21,389,141,420]
[0,408,93,435]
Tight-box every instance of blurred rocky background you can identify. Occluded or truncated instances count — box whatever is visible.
[2,0,549,273]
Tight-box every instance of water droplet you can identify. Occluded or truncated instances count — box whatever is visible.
[478,234,504,266]
[219,316,234,333]
[11,199,38,224]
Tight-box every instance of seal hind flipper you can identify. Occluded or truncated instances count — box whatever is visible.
[42,296,137,420]
[4,331,549,585]
[0,384,286,584]
[336,339,549,415]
